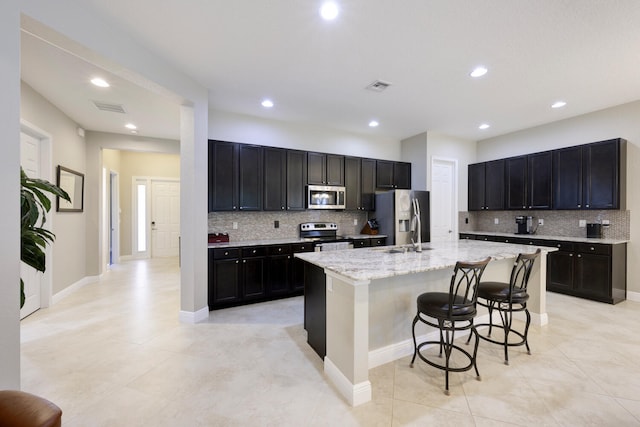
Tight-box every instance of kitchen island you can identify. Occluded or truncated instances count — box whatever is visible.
[296,240,554,406]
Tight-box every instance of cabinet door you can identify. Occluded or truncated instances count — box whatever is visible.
[547,251,575,292]
[583,139,619,209]
[238,144,263,210]
[344,156,361,210]
[291,243,314,292]
[242,257,265,300]
[360,158,376,210]
[528,151,552,209]
[376,160,395,189]
[208,140,238,211]
[468,163,486,211]
[576,252,611,299]
[394,162,411,189]
[307,152,326,185]
[268,254,291,295]
[506,156,527,209]
[326,154,345,186]
[553,146,583,209]
[485,159,505,210]
[211,259,241,305]
[286,150,307,210]
[263,147,286,211]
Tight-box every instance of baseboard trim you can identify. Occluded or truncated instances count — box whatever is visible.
[179,306,209,324]
[324,356,372,406]
[368,313,490,369]
[627,290,640,302]
[52,275,100,304]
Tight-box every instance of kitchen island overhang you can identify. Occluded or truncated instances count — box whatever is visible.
[296,240,555,406]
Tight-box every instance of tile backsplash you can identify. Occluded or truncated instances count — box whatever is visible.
[208,211,369,242]
[459,210,630,240]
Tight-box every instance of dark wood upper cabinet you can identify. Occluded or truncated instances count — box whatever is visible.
[376,160,412,190]
[553,138,622,210]
[528,151,553,209]
[208,140,238,211]
[506,156,528,210]
[326,154,345,185]
[237,144,263,211]
[583,139,620,209]
[468,159,504,211]
[344,156,361,211]
[360,158,376,210]
[286,150,307,210]
[263,147,286,211]
[553,146,583,209]
[308,152,344,185]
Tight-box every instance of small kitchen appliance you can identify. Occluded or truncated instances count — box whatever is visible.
[515,216,533,234]
[299,222,352,251]
[307,185,346,210]
[586,223,603,238]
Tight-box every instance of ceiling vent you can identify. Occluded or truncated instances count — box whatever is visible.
[93,100,126,114]
[365,80,392,92]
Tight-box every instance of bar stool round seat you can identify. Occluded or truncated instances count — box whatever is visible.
[410,257,491,395]
[472,250,540,365]
[0,390,62,427]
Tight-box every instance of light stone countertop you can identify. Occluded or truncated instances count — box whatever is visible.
[461,231,629,245]
[295,240,554,282]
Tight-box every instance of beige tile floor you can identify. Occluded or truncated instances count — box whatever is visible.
[20,258,640,426]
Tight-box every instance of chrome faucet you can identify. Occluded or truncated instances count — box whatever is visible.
[411,198,422,252]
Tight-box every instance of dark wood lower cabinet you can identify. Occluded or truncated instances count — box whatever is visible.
[304,263,326,358]
[209,248,241,307]
[241,247,266,300]
[267,245,291,296]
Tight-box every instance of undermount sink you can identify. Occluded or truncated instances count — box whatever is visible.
[375,244,432,254]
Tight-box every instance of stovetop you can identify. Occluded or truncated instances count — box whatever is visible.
[299,222,339,240]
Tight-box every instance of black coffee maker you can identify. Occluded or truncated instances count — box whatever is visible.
[515,216,533,234]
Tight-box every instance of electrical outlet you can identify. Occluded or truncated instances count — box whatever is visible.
[353,218,358,225]
[232,221,238,230]
[602,219,610,225]
[274,220,279,228]
[579,220,586,227]
[538,218,544,226]
[494,218,499,225]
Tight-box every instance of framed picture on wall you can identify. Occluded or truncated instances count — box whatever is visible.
[56,166,84,212]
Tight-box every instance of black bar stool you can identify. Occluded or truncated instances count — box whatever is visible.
[471,249,540,365]
[410,257,491,395]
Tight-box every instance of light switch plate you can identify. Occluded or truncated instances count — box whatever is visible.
[232,221,238,230]
[353,218,358,225]
[494,218,499,225]
[538,218,544,226]
[579,220,586,227]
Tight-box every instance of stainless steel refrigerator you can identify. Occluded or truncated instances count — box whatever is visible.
[373,190,430,246]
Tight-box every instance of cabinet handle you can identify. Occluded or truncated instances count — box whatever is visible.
[233,206,237,209]
[505,240,509,243]
[287,256,291,259]
[569,254,573,257]
[523,206,526,209]
[577,254,582,258]
[243,260,246,263]
[281,207,285,210]
[586,204,590,208]
[278,248,282,252]
[578,204,581,208]
[224,251,229,256]
[235,260,239,264]
[590,247,595,251]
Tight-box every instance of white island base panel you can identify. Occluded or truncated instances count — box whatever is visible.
[323,254,548,406]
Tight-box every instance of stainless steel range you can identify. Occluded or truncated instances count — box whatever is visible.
[299,222,353,251]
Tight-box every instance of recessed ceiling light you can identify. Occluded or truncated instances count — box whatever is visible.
[470,66,488,78]
[125,123,137,130]
[320,1,339,20]
[261,99,274,108]
[91,77,110,88]
[369,120,379,128]
[551,101,567,109]
[479,123,490,130]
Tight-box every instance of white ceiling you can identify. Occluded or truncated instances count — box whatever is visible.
[20,0,640,142]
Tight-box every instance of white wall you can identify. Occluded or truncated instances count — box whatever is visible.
[477,101,640,296]
[20,82,87,294]
[209,109,402,160]
[426,132,477,211]
[401,132,428,190]
[0,0,21,390]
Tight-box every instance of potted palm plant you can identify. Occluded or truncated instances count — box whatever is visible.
[20,167,70,307]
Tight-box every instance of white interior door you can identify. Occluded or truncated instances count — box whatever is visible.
[151,180,180,257]
[20,132,42,319]
[430,158,457,242]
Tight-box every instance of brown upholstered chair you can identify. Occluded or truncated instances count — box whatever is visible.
[0,390,62,427]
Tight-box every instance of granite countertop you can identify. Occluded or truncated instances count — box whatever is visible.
[208,234,386,249]
[295,240,553,282]
[461,231,629,245]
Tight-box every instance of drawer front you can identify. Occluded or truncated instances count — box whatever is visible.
[291,243,314,253]
[267,244,291,256]
[576,243,611,255]
[370,238,387,246]
[546,240,575,251]
[459,233,476,240]
[352,239,370,248]
[213,248,241,260]
[241,246,268,258]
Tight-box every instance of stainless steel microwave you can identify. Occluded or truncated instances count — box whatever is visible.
[307,185,346,210]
